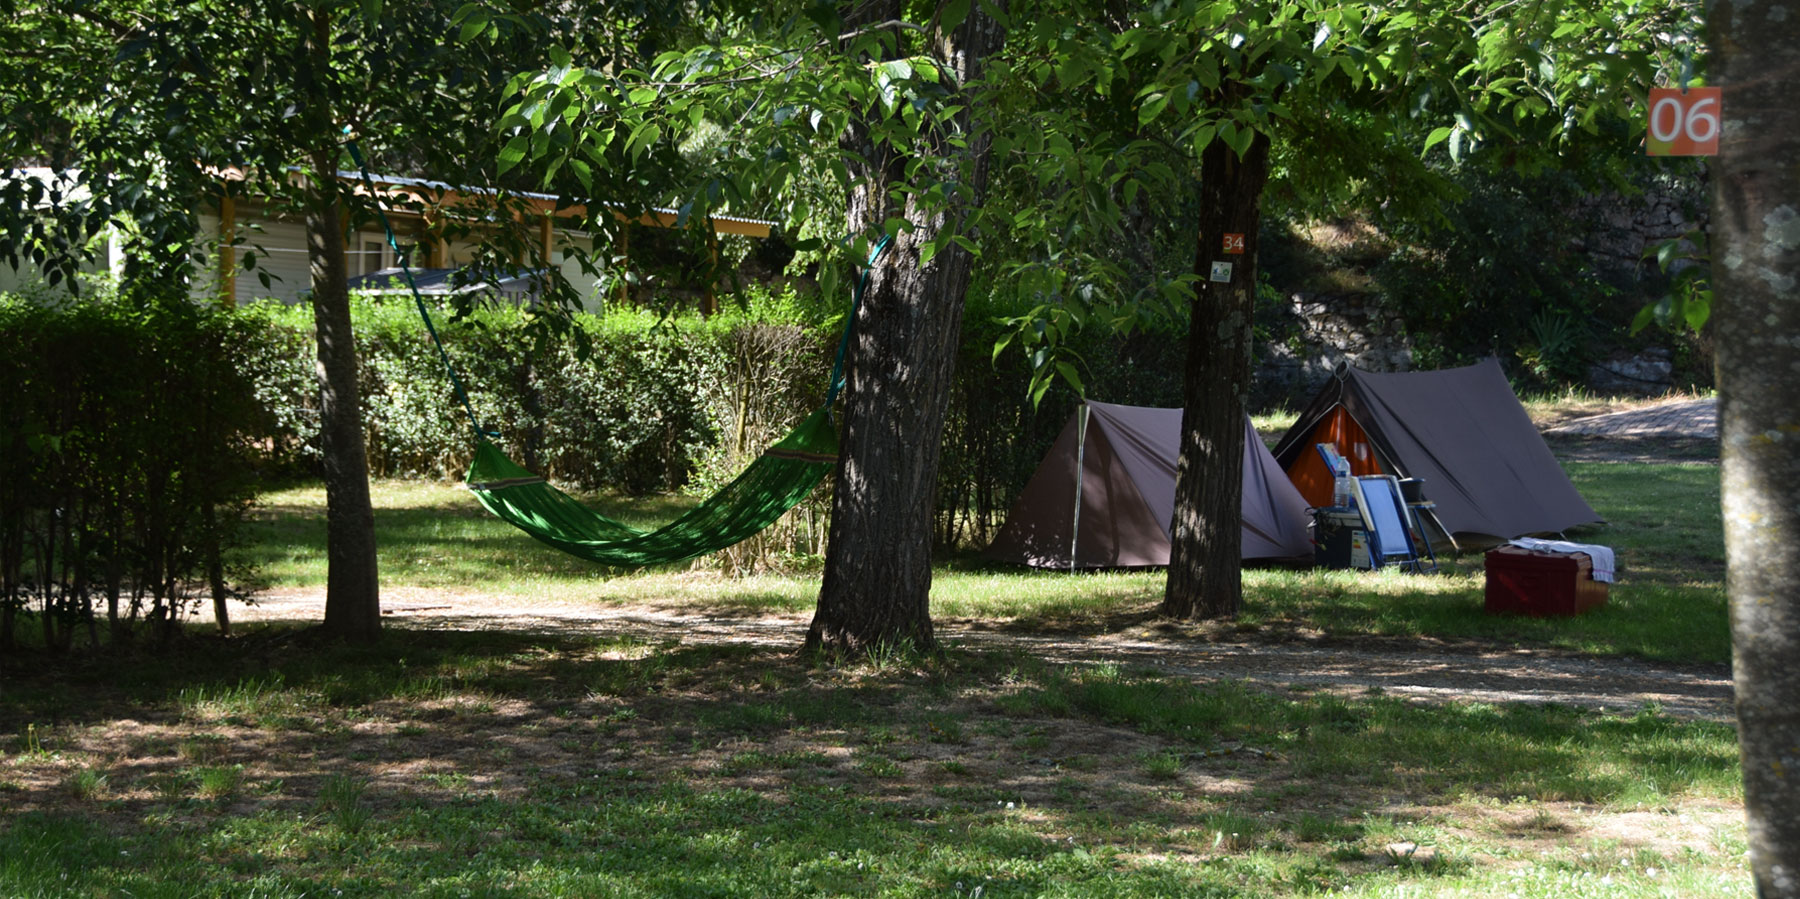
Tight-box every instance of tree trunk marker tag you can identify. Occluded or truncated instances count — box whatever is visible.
[1222,233,1246,254]
[1646,87,1720,156]
[1210,261,1234,282]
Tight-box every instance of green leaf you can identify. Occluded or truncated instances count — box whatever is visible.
[878,59,915,83]
[1054,360,1085,397]
[940,0,972,32]
[1189,122,1218,153]
[1138,91,1170,125]
[919,235,940,269]
[625,121,662,158]
[1683,291,1712,331]
[497,135,530,174]
[1422,126,1453,153]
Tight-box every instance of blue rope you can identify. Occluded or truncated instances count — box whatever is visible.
[342,133,494,439]
[825,235,892,407]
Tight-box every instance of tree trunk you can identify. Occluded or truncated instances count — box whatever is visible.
[301,8,381,643]
[806,0,1006,656]
[1162,127,1271,620]
[1711,3,1800,893]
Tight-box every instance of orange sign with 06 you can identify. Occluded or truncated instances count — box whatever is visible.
[1646,87,1721,156]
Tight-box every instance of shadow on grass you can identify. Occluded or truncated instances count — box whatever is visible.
[0,628,1741,897]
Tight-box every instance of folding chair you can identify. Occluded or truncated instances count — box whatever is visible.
[1350,475,1433,573]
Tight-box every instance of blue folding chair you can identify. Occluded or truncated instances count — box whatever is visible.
[1350,476,1433,573]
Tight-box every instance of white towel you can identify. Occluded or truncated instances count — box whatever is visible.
[1507,538,1616,583]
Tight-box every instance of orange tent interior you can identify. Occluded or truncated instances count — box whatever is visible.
[1285,405,1386,507]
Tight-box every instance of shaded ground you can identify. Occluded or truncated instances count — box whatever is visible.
[228,588,1735,723]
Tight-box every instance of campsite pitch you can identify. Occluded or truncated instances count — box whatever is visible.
[0,392,1743,897]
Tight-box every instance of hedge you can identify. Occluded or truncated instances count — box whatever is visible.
[0,284,269,651]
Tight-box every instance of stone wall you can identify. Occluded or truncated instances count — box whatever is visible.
[1571,170,1709,284]
[1253,290,1413,407]
[1251,174,1707,404]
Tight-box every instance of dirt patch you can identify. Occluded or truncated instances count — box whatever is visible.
[213,589,1735,723]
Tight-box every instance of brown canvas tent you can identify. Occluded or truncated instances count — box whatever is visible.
[1270,358,1600,547]
[984,401,1314,568]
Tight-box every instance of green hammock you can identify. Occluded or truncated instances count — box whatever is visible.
[342,138,883,568]
[464,406,838,567]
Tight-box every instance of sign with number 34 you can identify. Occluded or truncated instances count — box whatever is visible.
[1646,87,1721,156]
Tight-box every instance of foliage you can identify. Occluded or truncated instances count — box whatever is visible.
[1370,165,1605,371]
[983,0,1698,395]
[0,283,267,651]
[1634,228,1711,336]
[1,0,723,637]
[250,291,835,491]
[0,0,681,316]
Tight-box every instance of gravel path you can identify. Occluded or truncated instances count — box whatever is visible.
[1543,397,1717,439]
[1541,397,1719,463]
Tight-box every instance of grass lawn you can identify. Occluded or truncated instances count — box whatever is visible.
[0,410,1745,897]
[239,454,1728,665]
[0,631,1746,898]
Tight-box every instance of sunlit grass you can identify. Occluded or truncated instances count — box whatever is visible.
[237,448,1727,663]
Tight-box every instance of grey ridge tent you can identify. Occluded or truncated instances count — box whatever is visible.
[985,401,1314,569]
[1270,358,1601,548]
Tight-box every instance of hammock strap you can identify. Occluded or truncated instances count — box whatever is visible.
[825,235,893,407]
[342,133,492,438]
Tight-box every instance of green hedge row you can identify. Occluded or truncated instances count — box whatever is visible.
[247,289,842,570]
[234,286,1192,553]
[2,281,1186,630]
[1,286,268,651]
[245,288,837,491]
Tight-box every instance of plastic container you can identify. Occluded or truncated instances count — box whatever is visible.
[1484,545,1608,616]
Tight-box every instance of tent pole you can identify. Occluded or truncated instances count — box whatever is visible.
[1069,404,1091,571]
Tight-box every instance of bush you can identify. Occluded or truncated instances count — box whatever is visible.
[248,283,1176,560]
[247,287,837,567]
[0,282,269,651]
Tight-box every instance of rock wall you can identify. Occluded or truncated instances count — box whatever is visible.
[1571,171,1709,283]
[1253,291,1413,407]
[1252,175,1706,404]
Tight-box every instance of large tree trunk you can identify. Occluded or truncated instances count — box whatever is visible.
[1711,2,1800,893]
[1162,128,1271,620]
[806,0,1006,656]
[301,9,381,643]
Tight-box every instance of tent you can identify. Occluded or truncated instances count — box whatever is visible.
[1270,358,1600,547]
[984,401,1314,568]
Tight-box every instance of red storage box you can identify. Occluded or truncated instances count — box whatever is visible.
[1484,545,1608,617]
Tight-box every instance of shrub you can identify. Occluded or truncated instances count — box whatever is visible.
[0,282,268,651]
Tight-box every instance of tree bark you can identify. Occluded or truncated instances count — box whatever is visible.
[1163,126,1271,620]
[301,9,381,643]
[1711,3,1800,894]
[806,0,1006,656]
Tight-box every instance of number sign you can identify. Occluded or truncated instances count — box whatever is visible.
[1221,233,1246,254]
[1646,87,1721,156]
